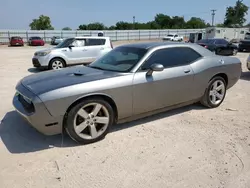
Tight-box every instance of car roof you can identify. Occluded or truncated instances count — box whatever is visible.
[119,42,215,57]
[119,42,194,49]
[74,36,110,39]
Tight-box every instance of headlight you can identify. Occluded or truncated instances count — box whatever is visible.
[35,50,51,56]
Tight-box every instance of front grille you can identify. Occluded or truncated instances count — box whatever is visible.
[32,58,41,67]
[18,94,35,113]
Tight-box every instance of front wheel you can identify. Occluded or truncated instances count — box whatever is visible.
[48,58,66,70]
[65,98,115,144]
[200,76,227,108]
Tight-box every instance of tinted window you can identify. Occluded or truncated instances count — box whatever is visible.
[30,37,42,40]
[11,37,21,40]
[55,38,75,48]
[197,39,214,44]
[141,47,201,70]
[72,39,86,47]
[88,47,147,72]
[86,39,106,46]
[215,39,228,45]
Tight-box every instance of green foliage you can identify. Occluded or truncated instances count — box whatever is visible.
[224,0,249,27]
[185,17,207,29]
[29,15,54,30]
[62,27,72,30]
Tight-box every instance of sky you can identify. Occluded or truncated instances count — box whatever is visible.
[0,0,249,30]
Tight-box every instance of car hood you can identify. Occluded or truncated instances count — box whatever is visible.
[21,66,124,95]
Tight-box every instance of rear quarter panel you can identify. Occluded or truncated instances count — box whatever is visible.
[190,55,241,98]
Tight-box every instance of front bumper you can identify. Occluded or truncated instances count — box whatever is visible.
[12,82,63,136]
[32,55,50,67]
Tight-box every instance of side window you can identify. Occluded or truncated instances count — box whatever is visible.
[72,39,86,47]
[174,35,178,37]
[141,47,201,70]
[85,39,106,46]
[215,39,228,45]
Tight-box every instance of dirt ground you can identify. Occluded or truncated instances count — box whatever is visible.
[0,40,250,188]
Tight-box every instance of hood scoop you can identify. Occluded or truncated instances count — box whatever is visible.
[72,71,85,76]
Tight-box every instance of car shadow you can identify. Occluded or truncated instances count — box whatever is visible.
[1,104,205,154]
[0,111,76,154]
[240,71,250,81]
[27,67,49,73]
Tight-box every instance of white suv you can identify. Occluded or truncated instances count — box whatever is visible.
[32,36,113,70]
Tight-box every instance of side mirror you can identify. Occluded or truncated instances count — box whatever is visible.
[146,63,164,76]
[68,44,74,49]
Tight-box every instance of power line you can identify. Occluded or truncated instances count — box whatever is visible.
[211,9,217,26]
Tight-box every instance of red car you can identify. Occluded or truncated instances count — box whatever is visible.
[28,36,45,46]
[9,36,24,46]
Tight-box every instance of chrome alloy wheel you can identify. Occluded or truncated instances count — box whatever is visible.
[73,103,110,140]
[209,80,226,105]
[52,60,64,70]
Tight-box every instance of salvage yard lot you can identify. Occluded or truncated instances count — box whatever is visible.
[0,40,250,188]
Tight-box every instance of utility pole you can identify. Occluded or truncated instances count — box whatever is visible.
[211,9,216,26]
[133,16,135,29]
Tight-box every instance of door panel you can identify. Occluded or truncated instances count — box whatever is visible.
[132,65,195,115]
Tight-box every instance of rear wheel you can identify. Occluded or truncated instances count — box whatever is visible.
[65,98,115,144]
[48,58,66,70]
[200,76,227,108]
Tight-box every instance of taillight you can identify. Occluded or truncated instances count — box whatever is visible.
[110,40,113,49]
[204,45,208,48]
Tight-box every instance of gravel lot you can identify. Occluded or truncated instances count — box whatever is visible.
[0,40,250,188]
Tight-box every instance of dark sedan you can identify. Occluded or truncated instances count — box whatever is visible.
[238,40,250,52]
[196,38,238,56]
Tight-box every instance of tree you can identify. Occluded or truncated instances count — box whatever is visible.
[224,0,249,27]
[78,24,87,30]
[186,17,207,29]
[62,27,72,30]
[154,14,172,28]
[216,23,225,27]
[29,15,54,30]
[115,21,133,30]
[171,16,185,29]
[86,22,105,30]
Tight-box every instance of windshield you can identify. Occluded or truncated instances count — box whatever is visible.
[31,37,41,40]
[55,38,74,48]
[88,46,148,72]
[197,39,214,44]
[245,33,250,40]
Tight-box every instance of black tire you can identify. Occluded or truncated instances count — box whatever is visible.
[65,98,115,144]
[200,76,227,108]
[48,58,66,70]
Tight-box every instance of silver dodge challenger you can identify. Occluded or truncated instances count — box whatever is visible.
[13,42,242,144]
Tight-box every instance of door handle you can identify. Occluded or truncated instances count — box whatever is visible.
[82,49,87,51]
[184,69,191,73]
[62,49,67,52]
[100,47,104,50]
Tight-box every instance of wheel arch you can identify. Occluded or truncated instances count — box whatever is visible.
[49,57,67,66]
[63,93,118,127]
[209,73,228,86]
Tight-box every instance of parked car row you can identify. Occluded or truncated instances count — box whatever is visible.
[8,36,65,47]
[196,38,238,56]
